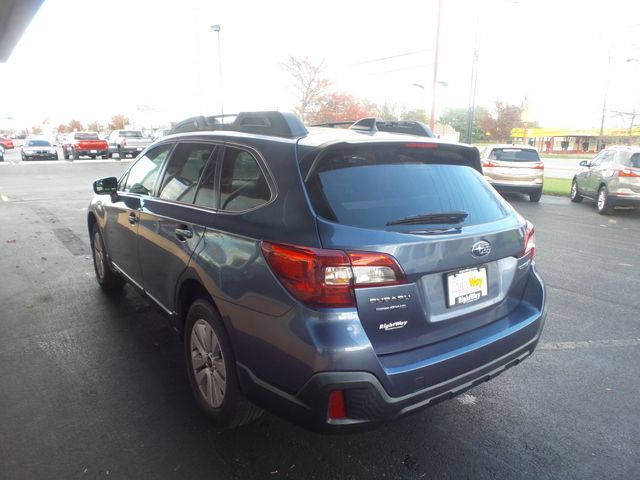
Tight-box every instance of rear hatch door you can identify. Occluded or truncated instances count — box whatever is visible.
[303,141,531,355]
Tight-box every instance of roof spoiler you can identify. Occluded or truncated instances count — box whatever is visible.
[170,111,308,139]
[310,118,436,138]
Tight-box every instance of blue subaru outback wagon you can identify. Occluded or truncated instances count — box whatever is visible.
[88,112,546,432]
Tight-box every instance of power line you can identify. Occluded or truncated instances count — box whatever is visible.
[352,49,433,66]
[372,63,434,75]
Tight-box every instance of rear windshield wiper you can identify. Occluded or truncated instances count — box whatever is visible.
[386,211,468,226]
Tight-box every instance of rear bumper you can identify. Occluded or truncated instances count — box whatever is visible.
[237,268,547,433]
[77,149,108,156]
[491,182,542,195]
[609,195,640,208]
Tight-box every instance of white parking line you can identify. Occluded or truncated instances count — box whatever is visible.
[538,338,640,351]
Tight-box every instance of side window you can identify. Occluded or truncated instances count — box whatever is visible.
[590,152,605,167]
[630,153,640,168]
[121,144,172,195]
[599,151,615,166]
[158,143,216,204]
[193,153,218,209]
[219,147,272,212]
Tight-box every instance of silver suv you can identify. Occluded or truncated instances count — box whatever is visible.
[480,144,544,202]
[571,146,640,214]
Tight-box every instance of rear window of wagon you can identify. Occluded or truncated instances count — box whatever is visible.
[303,144,510,230]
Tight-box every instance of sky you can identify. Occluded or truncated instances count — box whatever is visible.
[1,0,640,132]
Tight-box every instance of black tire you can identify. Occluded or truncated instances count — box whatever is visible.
[107,152,113,159]
[63,148,69,160]
[118,146,125,159]
[90,155,96,159]
[184,299,262,429]
[101,154,109,159]
[53,153,59,160]
[596,185,613,215]
[72,148,79,160]
[90,225,125,290]
[570,178,583,203]
[529,189,542,202]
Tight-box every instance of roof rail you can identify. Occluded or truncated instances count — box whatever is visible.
[170,111,308,139]
[310,118,436,138]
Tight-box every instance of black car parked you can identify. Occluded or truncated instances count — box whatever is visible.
[88,112,546,432]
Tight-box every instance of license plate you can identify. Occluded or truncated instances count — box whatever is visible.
[446,266,488,307]
[90,149,97,153]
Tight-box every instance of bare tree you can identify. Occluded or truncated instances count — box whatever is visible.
[282,55,332,122]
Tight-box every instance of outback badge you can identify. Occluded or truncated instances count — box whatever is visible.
[471,240,491,258]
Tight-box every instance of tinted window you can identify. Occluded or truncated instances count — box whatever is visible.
[305,145,509,230]
[219,147,271,211]
[489,148,540,162]
[158,143,215,203]
[26,140,51,147]
[629,153,640,168]
[121,131,143,138]
[121,144,172,195]
[193,154,218,209]
[75,133,99,140]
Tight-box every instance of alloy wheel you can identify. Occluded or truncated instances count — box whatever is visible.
[93,230,105,280]
[191,319,226,408]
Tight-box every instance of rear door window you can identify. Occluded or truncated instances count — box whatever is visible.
[157,143,216,204]
[219,147,272,212]
[489,148,540,162]
[305,144,509,230]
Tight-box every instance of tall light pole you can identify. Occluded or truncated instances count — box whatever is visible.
[598,51,612,151]
[465,16,480,144]
[430,0,442,131]
[210,24,223,116]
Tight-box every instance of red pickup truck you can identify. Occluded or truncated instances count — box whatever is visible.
[62,132,109,159]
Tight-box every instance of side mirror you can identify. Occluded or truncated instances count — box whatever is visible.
[93,176,118,195]
[579,160,589,167]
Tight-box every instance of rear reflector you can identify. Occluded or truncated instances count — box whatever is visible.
[327,390,347,420]
[261,241,406,308]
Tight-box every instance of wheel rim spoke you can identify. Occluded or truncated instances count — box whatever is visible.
[192,327,208,357]
[206,370,215,405]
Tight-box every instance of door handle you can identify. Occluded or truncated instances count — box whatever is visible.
[175,227,193,240]
[128,212,138,225]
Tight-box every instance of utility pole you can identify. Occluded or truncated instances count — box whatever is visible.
[465,16,480,144]
[598,52,612,151]
[429,0,442,131]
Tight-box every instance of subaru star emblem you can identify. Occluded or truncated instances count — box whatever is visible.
[471,240,491,257]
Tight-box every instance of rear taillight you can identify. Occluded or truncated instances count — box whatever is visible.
[522,221,535,259]
[532,162,545,170]
[482,160,498,168]
[619,167,640,177]
[260,241,407,308]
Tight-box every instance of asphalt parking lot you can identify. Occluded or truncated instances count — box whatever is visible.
[0,154,639,479]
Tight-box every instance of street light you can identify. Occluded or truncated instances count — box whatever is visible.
[210,24,223,116]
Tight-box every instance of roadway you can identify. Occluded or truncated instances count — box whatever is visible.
[0,154,638,479]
